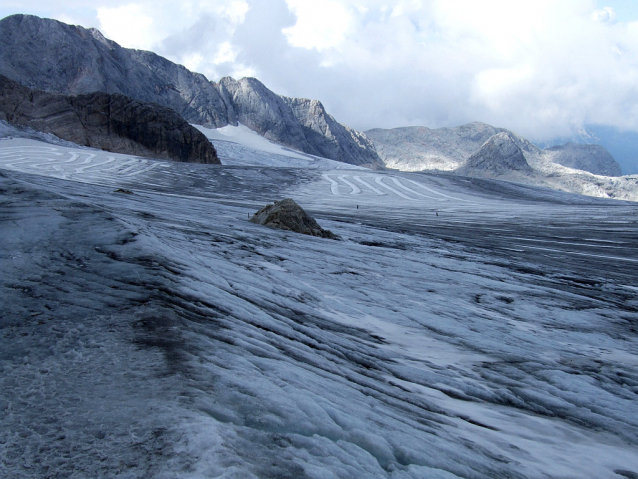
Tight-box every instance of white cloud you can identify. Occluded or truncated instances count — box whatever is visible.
[283,0,354,51]
[592,6,617,23]
[97,4,157,50]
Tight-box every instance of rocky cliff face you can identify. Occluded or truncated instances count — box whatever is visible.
[282,96,382,167]
[455,132,533,178]
[546,142,622,176]
[0,14,231,128]
[217,77,313,154]
[0,14,381,167]
[0,74,219,163]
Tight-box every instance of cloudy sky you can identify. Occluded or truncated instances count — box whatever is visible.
[1,0,638,142]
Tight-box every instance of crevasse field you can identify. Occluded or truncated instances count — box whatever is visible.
[1,127,638,479]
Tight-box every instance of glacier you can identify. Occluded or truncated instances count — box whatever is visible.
[1,132,638,478]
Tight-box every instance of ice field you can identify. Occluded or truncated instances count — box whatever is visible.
[1,135,638,478]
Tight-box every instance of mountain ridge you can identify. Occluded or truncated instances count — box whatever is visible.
[366,122,622,177]
[0,14,382,167]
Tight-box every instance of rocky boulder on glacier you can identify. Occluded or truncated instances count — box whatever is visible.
[250,199,338,239]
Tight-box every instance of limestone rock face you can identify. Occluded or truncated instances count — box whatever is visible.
[217,77,312,154]
[0,14,381,167]
[547,142,622,177]
[250,199,337,239]
[455,132,533,178]
[366,122,505,171]
[0,14,231,128]
[214,77,383,168]
[0,74,220,164]
[282,96,383,168]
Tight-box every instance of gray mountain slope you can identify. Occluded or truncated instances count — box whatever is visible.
[0,14,381,167]
[0,14,231,128]
[0,74,219,164]
[547,142,622,176]
[282,96,382,167]
[455,132,534,179]
[365,122,505,171]
[367,121,620,178]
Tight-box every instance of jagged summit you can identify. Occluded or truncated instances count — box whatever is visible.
[0,14,382,167]
[218,76,382,167]
[455,132,533,178]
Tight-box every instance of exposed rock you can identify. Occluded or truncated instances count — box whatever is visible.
[0,14,231,128]
[250,199,337,239]
[0,74,219,164]
[0,14,381,167]
[217,77,312,155]
[455,132,534,178]
[282,96,383,168]
[546,142,621,177]
[366,122,505,171]
[366,122,619,179]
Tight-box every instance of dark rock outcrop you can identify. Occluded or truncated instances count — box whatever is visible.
[455,132,534,178]
[250,199,337,239]
[0,74,219,163]
[0,14,381,167]
[547,142,621,176]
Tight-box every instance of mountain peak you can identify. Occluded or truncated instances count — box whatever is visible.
[546,142,621,176]
[456,132,533,177]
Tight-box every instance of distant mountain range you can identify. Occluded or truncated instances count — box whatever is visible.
[366,122,622,177]
[539,125,638,175]
[367,123,637,201]
[0,14,382,168]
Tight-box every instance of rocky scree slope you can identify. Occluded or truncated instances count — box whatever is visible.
[0,74,219,163]
[0,14,381,167]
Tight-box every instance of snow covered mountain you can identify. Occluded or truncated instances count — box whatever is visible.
[455,132,533,178]
[0,14,382,168]
[546,142,622,177]
[366,122,505,171]
[1,124,638,478]
[367,122,636,201]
